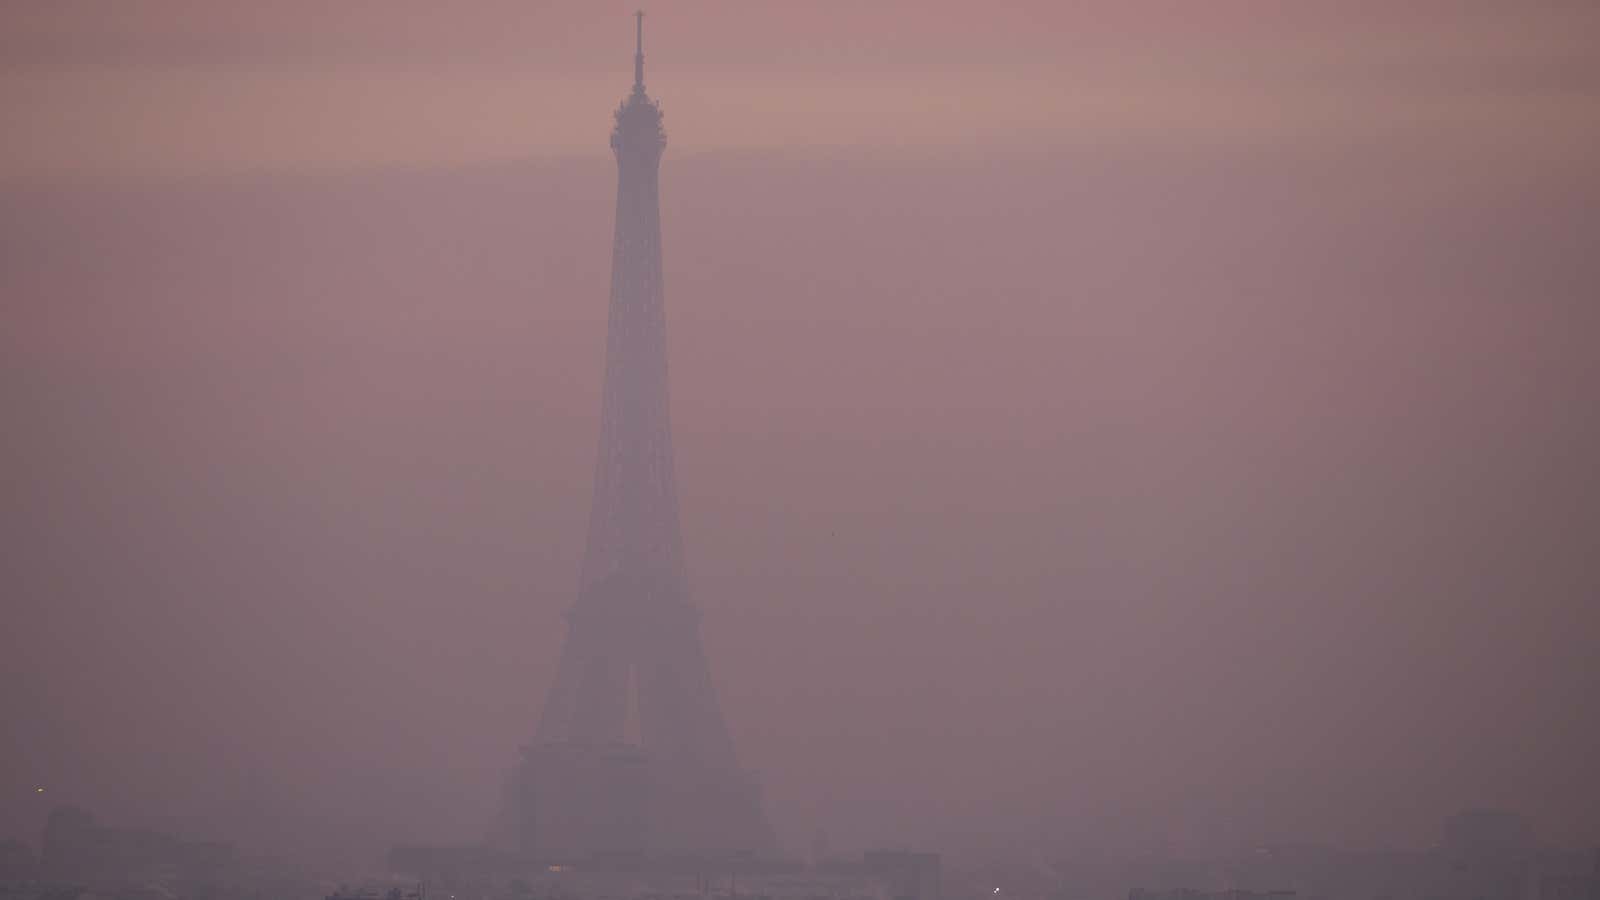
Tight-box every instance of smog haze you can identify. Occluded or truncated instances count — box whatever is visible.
[3,0,1597,872]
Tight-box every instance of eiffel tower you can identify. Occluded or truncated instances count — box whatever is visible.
[505,13,775,859]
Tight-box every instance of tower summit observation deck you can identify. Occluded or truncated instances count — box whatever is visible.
[503,13,776,859]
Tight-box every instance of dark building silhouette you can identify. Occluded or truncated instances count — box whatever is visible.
[1441,809,1534,861]
[0,838,38,882]
[34,805,233,891]
[1095,815,1584,900]
[1127,892,1294,900]
[501,13,774,859]
[324,888,423,900]
[862,851,942,900]
[1537,849,1600,900]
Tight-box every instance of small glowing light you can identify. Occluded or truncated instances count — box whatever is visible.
[993,890,1000,894]
[36,787,44,793]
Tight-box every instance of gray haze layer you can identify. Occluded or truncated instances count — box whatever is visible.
[4,148,1596,865]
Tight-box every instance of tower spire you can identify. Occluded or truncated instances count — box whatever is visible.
[633,10,645,90]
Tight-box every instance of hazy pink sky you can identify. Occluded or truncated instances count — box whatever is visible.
[2,0,1598,869]
[3,2,1597,177]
